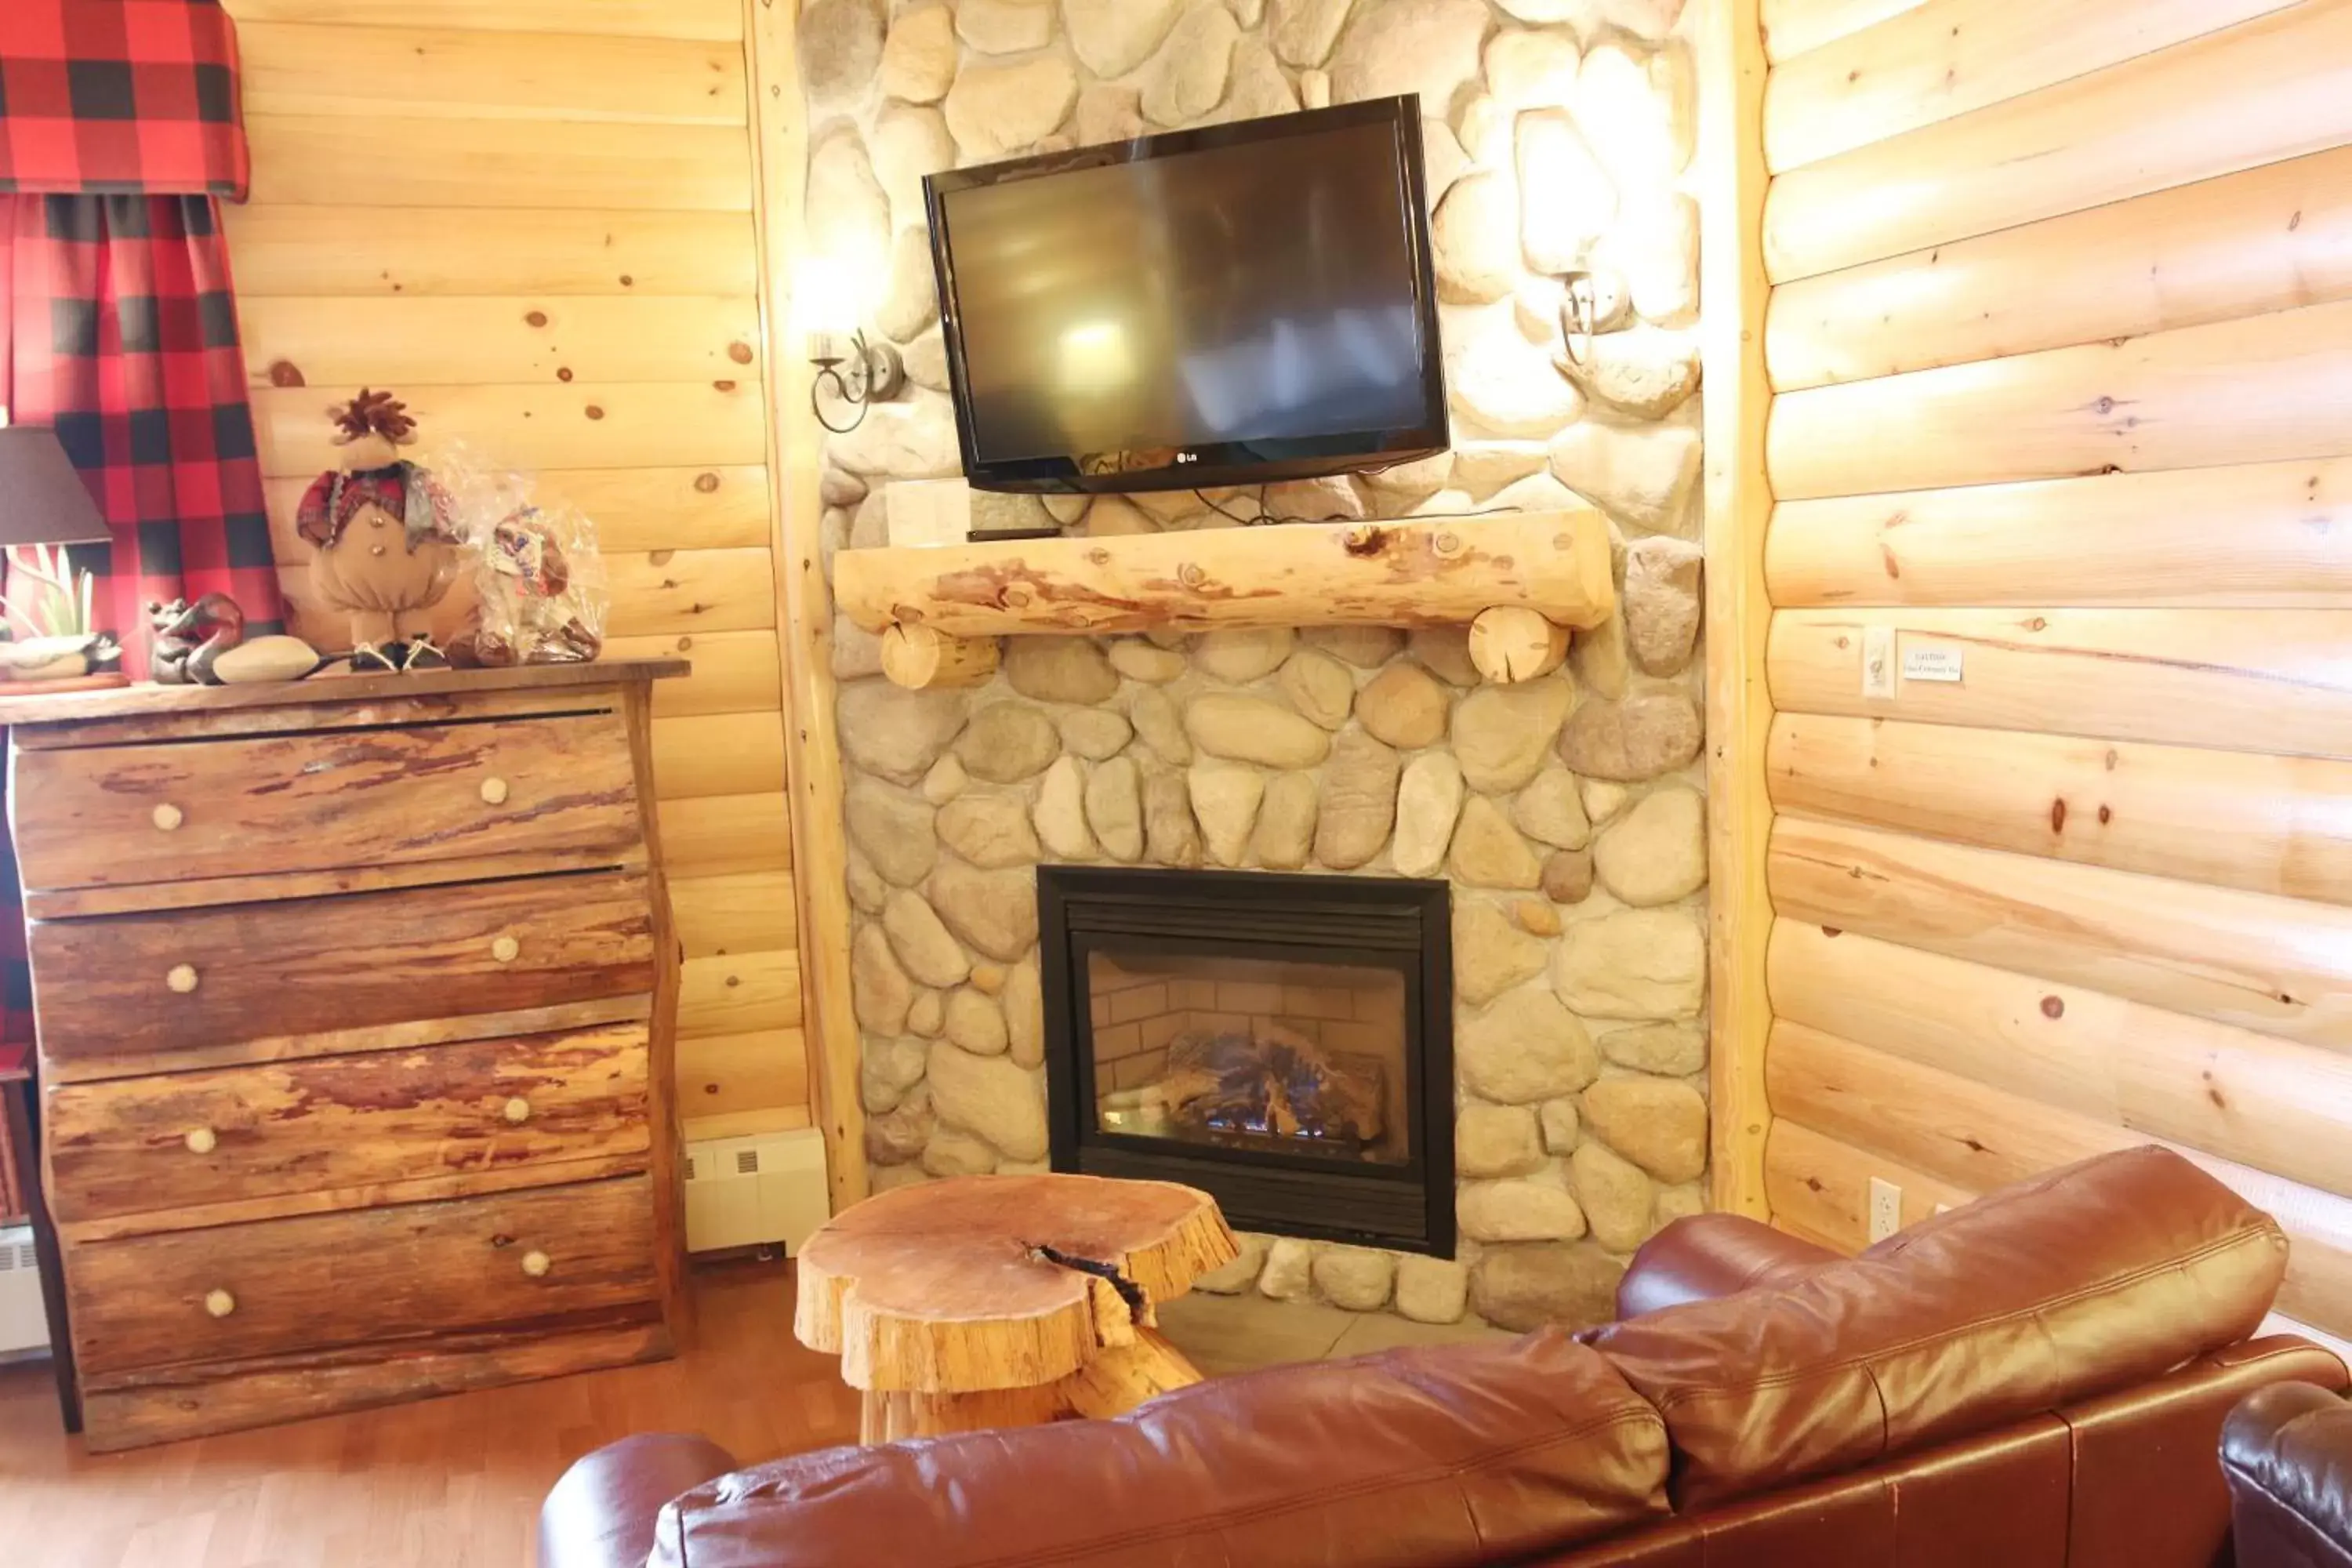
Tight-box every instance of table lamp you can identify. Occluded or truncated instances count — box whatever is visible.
[0,425,110,550]
[0,423,119,686]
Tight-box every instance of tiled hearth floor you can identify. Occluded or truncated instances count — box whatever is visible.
[1158,1289,1509,1375]
[0,1256,1505,1567]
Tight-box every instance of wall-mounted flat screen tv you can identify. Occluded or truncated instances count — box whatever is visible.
[924,96,1448,495]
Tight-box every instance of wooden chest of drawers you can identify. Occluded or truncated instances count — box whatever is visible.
[0,662,689,1452]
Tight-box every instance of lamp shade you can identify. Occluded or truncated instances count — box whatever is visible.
[0,427,111,549]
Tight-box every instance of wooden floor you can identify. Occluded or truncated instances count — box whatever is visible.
[0,1259,858,1568]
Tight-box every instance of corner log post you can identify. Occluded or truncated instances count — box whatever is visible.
[833,510,1615,641]
[879,622,1000,690]
[1468,605,1572,683]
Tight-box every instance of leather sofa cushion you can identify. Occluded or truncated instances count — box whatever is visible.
[648,1328,1670,1568]
[1591,1145,2288,1509]
[1613,1214,1840,1319]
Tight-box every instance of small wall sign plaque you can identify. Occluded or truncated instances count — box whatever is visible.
[1902,644,1965,683]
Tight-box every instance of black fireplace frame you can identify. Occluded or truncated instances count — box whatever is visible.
[1038,865,1455,1257]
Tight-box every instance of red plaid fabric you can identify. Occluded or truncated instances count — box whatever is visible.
[0,0,247,199]
[1,192,285,659]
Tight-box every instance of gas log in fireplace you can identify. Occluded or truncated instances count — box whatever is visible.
[1038,866,1454,1255]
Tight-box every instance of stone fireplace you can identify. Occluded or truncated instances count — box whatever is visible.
[809,0,1712,1334]
[1040,866,1454,1254]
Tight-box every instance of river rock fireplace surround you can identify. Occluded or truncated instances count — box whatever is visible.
[1039,866,1456,1256]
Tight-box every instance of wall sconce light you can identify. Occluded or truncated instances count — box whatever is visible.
[798,253,905,434]
[808,330,906,435]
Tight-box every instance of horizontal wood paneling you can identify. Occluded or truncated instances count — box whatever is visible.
[1763,0,2288,172]
[1766,148,2352,390]
[1762,1,2352,282]
[272,550,778,652]
[605,631,782,718]
[681,1105,813,1142]
[1759,0,1929,63]
[220,0,740,40]
[238,24,746,125]
[1767,1019,2352,1334]
[1769,297,2352,499]
[223,0,808,1134]
[670,871,797,960]
[1767,713,2352,904]
[240,296,760,388]
[528,467,775,553]
[260,466,773,557]
[1768,608,2352,759]
[676,1029,811,1122]
[252,383,767,476]
[1764,1119,1967,1246]
[677,950,801,1040]
[659,794,794,879]
[1769,817,2352,1050]
[1769,920,2352,1200]
[1765,459,2352,608]
[651,713,789,801]
[245,115,754,212]
[224,208,759,297]
[602,550,778,638]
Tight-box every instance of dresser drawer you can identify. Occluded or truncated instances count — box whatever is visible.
[9,711,641,895]
[45,1024,650,1225]
[29,869,656,1069]
[67,1175,659,1375]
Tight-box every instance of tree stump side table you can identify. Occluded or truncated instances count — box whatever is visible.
[793,1173,1239,1443]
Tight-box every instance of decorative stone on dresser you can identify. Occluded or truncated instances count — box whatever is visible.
[805,0,1707,1331]
[3,662,688,1451]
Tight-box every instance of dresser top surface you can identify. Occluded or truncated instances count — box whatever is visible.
[0,659,688,728]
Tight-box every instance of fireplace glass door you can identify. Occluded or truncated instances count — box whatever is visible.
[1089,949,1410,1166]
[1040,866,1454,1254]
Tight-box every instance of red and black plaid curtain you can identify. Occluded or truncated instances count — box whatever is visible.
[0,0,281,1044]
[0,0,282,656]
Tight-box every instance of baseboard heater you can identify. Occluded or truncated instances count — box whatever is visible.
[0,1225,47,1357]
[683,1128,831,1254]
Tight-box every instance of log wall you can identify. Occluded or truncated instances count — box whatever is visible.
[1759,0,2352,1340]
[220,1,811,1145]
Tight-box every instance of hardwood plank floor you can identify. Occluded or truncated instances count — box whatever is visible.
[0,1259,858,1568]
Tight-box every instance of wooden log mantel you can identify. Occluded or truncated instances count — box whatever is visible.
[833,510,1614,649]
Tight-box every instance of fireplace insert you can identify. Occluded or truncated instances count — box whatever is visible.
[1038,866,1454,1255]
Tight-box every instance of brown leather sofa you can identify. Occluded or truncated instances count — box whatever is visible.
[2223,1381,2352,1566]
[540,1146,2349,1568]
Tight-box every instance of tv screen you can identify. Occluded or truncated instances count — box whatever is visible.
[924,97,1448,495]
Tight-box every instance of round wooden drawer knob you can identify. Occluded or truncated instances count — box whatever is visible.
[503,1097,532,1125]
[151,803,184,832]
[521,1250,552,1279]
[166,964,200,995]
[479,777,511,806]
[184,1127,218,1155]
[490,935,521,964]
[204,1288,237,1319]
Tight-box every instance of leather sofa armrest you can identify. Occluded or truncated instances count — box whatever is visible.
[2223,1381,2352,1568]
[540,1433,741,1568]
[1613,1214,1842,1319]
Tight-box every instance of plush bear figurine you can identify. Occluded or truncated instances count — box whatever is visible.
[295,389,462,671]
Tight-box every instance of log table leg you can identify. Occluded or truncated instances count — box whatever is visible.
[858,1327,1203,1441]
[1058,1327,1203,1419]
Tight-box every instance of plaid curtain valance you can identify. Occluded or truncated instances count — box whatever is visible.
[0,0,247,198]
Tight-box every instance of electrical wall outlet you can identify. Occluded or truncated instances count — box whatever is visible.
[1867,1177,1902,1243]
[1861,626,1896,699]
